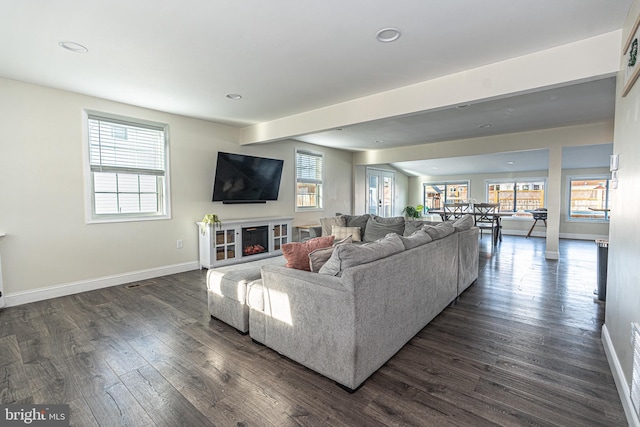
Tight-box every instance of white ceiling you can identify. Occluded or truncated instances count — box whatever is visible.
[0,0,631,173]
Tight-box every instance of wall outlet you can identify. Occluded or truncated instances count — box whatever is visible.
[176,239,183,249]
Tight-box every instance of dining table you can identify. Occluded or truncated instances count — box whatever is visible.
[428,209,514,245]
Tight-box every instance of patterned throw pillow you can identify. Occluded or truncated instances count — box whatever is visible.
[281,236,335,271]
[331,225,362,241]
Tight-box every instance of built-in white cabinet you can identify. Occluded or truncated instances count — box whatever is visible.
[197,217,292,268]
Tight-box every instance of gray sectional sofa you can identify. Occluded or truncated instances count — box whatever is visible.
[206,214,479,391]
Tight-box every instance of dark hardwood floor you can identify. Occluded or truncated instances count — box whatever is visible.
[0,236,627,426]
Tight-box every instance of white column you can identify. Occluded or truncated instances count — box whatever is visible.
[545,146,562,259]
[0,233,5,307]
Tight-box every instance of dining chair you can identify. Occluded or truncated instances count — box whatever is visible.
[473,203,500,244]
[442,203,470,221]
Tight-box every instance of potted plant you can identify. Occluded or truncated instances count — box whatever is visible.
[200,214,222,235]
[402,205,425,219]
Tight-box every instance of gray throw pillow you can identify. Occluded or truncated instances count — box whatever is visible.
[423,221,455,240]
[308,235,353,273]
[319,233,405,276]
[453,214,474,231]
[398,229,433,249]
[363,215,405,242]
[340,214,370,237]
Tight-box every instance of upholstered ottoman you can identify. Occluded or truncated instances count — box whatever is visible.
[206,256,285,333]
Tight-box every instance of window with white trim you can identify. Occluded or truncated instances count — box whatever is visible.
[568,176,611,221]
[85,113,170,222]
[295,149,323,210]
[423,181,469,210]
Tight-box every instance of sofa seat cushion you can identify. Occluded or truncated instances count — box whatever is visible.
[424,221,455,240]
[398,229,433,249]
[318,233,405,276]
[282,236,335,271]
[206,256,286,303]
[363,215,405,242]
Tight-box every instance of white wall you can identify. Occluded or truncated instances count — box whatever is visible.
[604,1,640,424]
[0,78,352,303]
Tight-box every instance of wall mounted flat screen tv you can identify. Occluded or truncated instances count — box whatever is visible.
[212,152,284,203]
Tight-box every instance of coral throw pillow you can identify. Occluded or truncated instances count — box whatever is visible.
[281,236,335,271]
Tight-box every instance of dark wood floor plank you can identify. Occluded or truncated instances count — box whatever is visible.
[0,236,627,426]
[120,364,214,427]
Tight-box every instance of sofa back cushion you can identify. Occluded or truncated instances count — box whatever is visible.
[339,214,370,237]
[282,236,335,271]
[318,233,405,276]
[453,214,474,231]
[363,215,405,242]
[404,219,425,236]
[398,229,433,249]
[320,216,346,237]
[423,221,455,240]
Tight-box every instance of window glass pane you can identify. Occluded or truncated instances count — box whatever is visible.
[297,183,320,208]
[94,172,117,192]
[95,194,118,214]
[424,184,444,210]
[515,181,545,211]
[118,174,140,193]
[140,194,158,212]
[569,179,609,220]
[139,175,157,192]
[118,194,140,213]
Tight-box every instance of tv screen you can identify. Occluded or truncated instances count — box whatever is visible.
[212,152,284,203]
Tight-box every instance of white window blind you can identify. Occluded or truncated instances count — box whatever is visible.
[86,114,169,221]
[88,116,166,175]
[296,149,323,210]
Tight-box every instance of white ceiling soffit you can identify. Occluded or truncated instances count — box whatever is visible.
[392,144,613,177]
[294,77,617,151]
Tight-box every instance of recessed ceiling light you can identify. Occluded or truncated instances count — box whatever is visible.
[375,28,401,43]
[225,93,242,100]
[507,161,515,165]
[58,41,88,53]
[375,140,384,143]
[478,124,493,129]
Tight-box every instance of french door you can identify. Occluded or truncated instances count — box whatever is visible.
[367,168,395,217]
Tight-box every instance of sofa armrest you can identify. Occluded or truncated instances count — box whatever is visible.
[253,265,359,387]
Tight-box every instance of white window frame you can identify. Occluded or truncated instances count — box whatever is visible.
[295,148,324,212]
[422,180,470,210]
[83,110,171,223]
[566,174,611,222]
[485,177,546,219]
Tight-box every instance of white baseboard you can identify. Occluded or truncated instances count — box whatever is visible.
[602,324,640,427]
[3,261,200,307]
[502,230,608,241]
